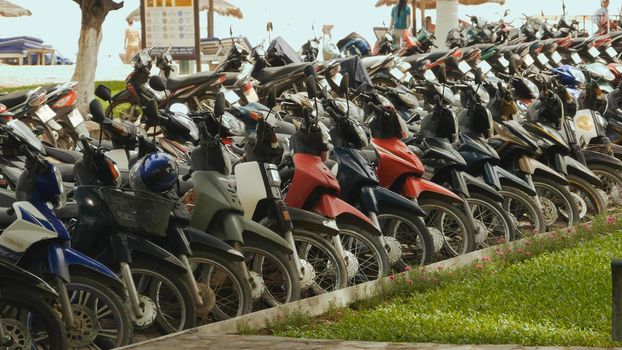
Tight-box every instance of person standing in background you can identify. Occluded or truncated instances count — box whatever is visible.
[124,19,141,64]
[425,16,436,33]
[389,0,411,48]
[592,0,609,33]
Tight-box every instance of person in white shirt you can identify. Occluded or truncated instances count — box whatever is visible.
[592,0,610,33]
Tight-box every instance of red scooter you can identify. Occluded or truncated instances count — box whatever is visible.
[363,97,476,259]
[280,76,390,286]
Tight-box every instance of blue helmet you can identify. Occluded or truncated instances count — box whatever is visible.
[129,152,178,193]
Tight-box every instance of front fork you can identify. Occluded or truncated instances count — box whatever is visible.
[524,174,543,209]
[283,230,304,282]
[55,276,76,330]
[119,262,144,319]
[0,319,8,346]
[179,254,204,306]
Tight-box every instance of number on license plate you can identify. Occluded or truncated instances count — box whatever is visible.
[551,51,562,64]
[67,109,84,127]
[458,61,471,74]
[35,105,56,123]
[477,60,492,74]
[389,67,405,81]
[537,53,549,65]
[588,47,600,58]
[523,54,535,66]
[571,53,581,64]
[607,47,618,58]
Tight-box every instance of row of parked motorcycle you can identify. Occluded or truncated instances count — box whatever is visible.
[4,15,622,348]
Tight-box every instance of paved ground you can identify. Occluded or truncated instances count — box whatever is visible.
[120,333,615,350]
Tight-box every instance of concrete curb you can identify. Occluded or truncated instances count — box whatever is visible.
[119,225,586,349]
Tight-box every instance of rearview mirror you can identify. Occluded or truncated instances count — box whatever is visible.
[306,75,317,99]
[89,99,106,124]
[215,92,226,117]
[267,87,277,109]
[474,68,483,85]
[304,65,316,78]
[145,99,159,121]
[149,75,167,92]
[339,72,350,95]
[437,64,448,84]
[94,85,111,102]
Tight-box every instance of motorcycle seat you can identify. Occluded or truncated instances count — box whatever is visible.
[0,90,30,108]
[0,207,14,227]
[361,55,389,70]
[222,71,241,86]
[166,71,221,92]
[45,146,83,165]
[54,203,78,220]
[55,163,75,183]
[254,63,311,85]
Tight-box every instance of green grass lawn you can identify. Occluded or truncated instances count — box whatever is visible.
[1,81,125,95]
[270,227,622,347]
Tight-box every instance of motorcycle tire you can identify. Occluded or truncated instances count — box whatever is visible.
[533,176,579,230]
[188,248,253,325]
[336,221,391,286]
[64,274,134,349]
[589,163,622,207]
[130,257,197,335]
[240,237,301,309]
[105,97,142,124]
[0,287,67,350]
[419,198,476,260]
[377,207,434,269]
[56,121,80,150]
[499,185,546,237]
[467,193,516,248]
[567,174,607,219]
[293,229,348,297]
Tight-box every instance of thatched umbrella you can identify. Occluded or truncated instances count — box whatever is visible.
[127,0,242,37]
[0,0,31,17]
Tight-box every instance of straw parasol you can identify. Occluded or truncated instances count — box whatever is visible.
[127,0,242,37]
[0,0,31,17]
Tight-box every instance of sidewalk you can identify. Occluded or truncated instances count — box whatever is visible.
[120,333,613,350]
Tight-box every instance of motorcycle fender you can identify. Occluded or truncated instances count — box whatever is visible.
[312,193,381,235]
[610,143,622,161]
[402,177,463,204]
[110,233,187,273]
[482,162,501,191]
[583,149,622,170]
[463,173,505,203]
[518,156,568,185]
[362,185,426,217]
[185,226,245,262]
[60,246,125,292]
[494,166,537,196]
[564,155,603,186]
[288,207,340,236]
[241,217,293,255]
[0,260,58,299]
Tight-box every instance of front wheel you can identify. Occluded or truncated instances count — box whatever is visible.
[499,185,546,237]
[240,237,301,310]
[188,249,253,325]
[533,176,579,230]
[130,258,197,336]
[467,193,516,248]
[567,174,607,220]
[64,274,134,349]
[377,207,434,269]
[419,198,476,261]
[293,229,348,298]
[589,164,622,208]
[336,222,390,286]
[0,287,66,350]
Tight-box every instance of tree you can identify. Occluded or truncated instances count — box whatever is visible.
[71,0,124,114]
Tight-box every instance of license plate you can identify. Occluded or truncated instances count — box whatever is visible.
[477,60,492,74]
[588,46,600,58]
[67,109,84,127]
[523,54,534,66]
[318,78,329,90]
[332,72,343,86]
[389,67,405,81]
[220,87,240,104]
[537,53,549,65]
[498,56,509,67]
[458,61,471,74]
[399,61,411,72]
[424,69,436,81]
[551,51,562,64]
[401,71,413,83]
[607,47,618,58]
[571,52,581,64]
[35,104,56,123]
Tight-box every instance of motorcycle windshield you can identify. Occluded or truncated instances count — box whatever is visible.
[8,119,44,154]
